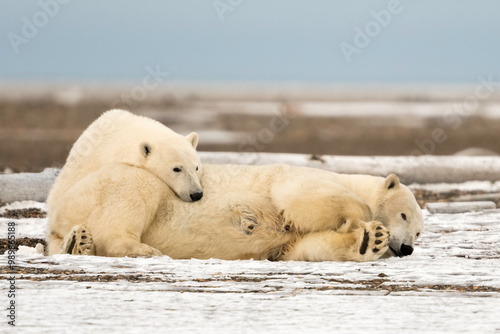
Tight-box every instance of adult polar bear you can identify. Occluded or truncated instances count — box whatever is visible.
[47,110,423,261]
[47,109,203,256]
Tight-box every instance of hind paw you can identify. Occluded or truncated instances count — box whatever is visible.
[62,225,94,255]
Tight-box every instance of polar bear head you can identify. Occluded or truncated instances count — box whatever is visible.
[138,131,203,203]
[374,174,424,258]
[95,110,205,203]
[58,109,204,203]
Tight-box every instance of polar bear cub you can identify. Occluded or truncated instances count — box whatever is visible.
[47,109,203,256]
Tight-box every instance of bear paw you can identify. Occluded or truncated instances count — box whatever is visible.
[62,225,95,255]
[354,221,389,261]
[125,244,162,258]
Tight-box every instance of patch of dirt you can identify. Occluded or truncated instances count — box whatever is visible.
[0,266,498,293]
[0,238,47,255]
[1,97,500,172]
[412,189,500,208]
[0,208,47,219]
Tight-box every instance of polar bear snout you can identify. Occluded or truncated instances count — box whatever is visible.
[190,192,203,202]
[389,243,414,257]
[168,163,203,203]
[400,244,413,256]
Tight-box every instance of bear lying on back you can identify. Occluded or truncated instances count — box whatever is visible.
[48,110,423,261]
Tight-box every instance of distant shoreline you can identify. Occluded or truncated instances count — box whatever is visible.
[2,81,500,102]
[2,82,499,172]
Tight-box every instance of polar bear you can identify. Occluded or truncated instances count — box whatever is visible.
[48,113,424,261]
[47,109,203,256]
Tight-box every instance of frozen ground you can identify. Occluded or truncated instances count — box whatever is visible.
[1,197,500,333]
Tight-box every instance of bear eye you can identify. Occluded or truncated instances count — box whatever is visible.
[416,232,421,237]
[196,166,199,171]
[173,167,181,173]
[401,213,407,221]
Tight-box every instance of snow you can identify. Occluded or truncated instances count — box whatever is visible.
[16,245,44,256]
[10,281,500,333]
[294,102,500,119]
[198,153,500,184]
[409,181,500,193]
[190,130,246,144]
[0,217,47,239]
[426,201,497,214]
[141,101,500,120]
[1,200,500,332]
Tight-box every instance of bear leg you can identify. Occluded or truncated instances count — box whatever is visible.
[271,179,372,233]
[281,221,389,262]
[101,241,162,257]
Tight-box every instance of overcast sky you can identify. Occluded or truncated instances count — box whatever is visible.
[1,0,499,83]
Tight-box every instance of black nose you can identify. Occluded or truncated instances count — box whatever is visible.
[190,192,203,202]
[400,244,413,256]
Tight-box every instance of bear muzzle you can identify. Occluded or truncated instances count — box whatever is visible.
[190,192,203,202]
[389,243,414,257]
[400,244,413,256]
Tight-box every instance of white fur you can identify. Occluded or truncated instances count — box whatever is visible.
[47,110,423,261]
[47,109,202,255]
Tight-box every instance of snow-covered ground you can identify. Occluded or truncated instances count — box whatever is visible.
[409,180,500,193]
[1,198,500,333]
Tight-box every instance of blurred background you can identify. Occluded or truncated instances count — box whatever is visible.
[1,0,500,172]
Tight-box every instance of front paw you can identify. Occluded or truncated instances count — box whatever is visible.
[127,244,162,257]
[356,221,389,261]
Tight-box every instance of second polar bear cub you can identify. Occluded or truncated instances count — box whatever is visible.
[47,109,203,256]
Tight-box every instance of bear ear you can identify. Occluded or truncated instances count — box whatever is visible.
[140,142,152,158]
[186,132,199,149]
[384,174,400,190]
